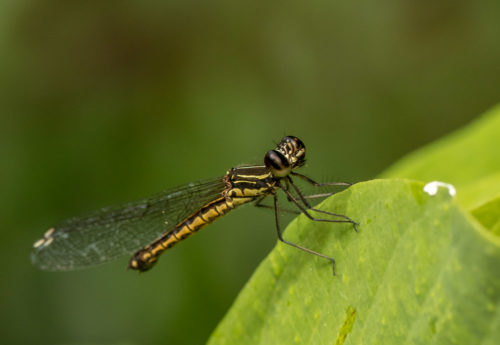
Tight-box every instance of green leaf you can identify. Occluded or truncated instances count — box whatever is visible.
[380,104,500,210]
[208,104,500,344]
[208,179,500,345]
[471,196,500,236]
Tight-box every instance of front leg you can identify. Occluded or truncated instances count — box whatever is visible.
[289,172,355,201]
[291,172,353,187]
[282,178,360,232]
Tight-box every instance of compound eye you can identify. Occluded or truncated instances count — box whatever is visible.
[264,150,291,177]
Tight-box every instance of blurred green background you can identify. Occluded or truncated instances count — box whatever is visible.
[1,1,499,344]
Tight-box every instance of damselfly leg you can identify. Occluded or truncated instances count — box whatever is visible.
[290,171,353,187]
[285,176,359,231]
[264,175,359,275]
[272,193,338,276]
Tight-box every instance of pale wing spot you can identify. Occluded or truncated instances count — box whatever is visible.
[44,227,55,237]
[33,238,45,248]
[33,227,56,248]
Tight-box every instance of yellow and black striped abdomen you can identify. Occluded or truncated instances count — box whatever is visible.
[128,195,254,271]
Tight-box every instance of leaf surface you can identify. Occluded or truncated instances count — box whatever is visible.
[207,105,500,345]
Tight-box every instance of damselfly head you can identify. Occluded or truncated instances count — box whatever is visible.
[264,136,306,177]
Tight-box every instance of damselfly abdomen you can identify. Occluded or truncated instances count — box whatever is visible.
[32,136,358,274]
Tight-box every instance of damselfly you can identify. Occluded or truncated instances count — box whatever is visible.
[32,136,358,274]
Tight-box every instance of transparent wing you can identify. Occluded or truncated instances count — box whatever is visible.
[31,178,226,271]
